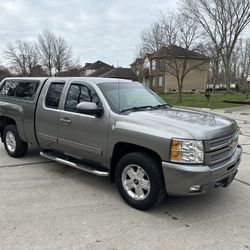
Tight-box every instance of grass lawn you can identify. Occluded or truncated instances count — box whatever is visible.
[160,92,248,109]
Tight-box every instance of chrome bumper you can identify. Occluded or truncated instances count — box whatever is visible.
[162,145,242,196]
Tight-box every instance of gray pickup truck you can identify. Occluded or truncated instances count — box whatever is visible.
[0,77,242,210]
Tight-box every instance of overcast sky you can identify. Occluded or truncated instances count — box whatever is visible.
[0,0,178,68]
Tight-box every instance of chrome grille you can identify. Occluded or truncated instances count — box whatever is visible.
[206,130,239,165]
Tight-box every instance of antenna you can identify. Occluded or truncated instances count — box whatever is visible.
[117,60,121,114]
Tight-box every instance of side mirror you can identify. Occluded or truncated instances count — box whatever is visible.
[76,102,103,117]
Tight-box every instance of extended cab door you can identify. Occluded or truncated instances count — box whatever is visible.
[56,81,109,164]
[35,79,66,149]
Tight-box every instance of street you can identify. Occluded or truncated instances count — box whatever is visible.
[0,106,250,250]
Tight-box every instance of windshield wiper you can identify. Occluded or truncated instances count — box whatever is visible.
[153,103,171,109]
[120,105,157,114]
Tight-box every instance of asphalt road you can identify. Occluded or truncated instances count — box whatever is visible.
[0,107,250,250]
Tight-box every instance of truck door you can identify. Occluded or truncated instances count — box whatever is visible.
[35,79,66,149]
[57,81,109,164]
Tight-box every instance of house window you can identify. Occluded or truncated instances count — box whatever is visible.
[159,75,163,87]
[152,76,156,86]
[159,59,165,71]
[152,59,156,70]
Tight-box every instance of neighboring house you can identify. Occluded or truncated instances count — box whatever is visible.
[30,65,48,77]
[100,67,137,81]
[55,67,81,77]
[87,65,115,77]
[81,61,113,76]
[130,57,144,82]
[81,60,137,81]
[55,60,137,81]
[131,45,210,93]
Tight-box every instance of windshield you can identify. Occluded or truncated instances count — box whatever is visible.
[97,81,167,114]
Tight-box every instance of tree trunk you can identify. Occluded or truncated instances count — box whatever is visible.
[178,90,182,103]
[223,56,232,92]
[177,79,183,103]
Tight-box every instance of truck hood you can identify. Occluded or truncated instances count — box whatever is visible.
[127,107,238,140]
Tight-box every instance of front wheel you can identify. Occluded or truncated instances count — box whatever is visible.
[115,152,166,210]
[3,125,28,158]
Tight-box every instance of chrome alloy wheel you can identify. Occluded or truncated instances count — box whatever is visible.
[121,164,151,201]
[6,131,16,153]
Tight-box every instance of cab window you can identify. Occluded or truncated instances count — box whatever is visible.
[45,82,65,109]
[65,84,100,112]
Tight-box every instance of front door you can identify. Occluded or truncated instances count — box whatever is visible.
[57,82,109,164]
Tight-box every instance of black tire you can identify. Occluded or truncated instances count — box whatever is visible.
[3,125,28,158]
[115,152,166,210]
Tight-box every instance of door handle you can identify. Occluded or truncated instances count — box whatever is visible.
[60,118,72,124]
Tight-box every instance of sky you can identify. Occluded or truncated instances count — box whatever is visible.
[0,0,178,68]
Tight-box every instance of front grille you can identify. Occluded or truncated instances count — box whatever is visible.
[205,130,239,165]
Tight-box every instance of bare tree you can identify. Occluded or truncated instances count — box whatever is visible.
[136,12,208,102]
[159,12,178,46]
[181,0,250,90]
[52,36,74,73]
[37,30,55,76]
[0,65,12,81]
[231,38,250,89]
[139,21,165,54]
[164,14,208,102]
[4,40,38,76]
[198,41,223,90]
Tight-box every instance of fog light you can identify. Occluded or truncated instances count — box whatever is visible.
[189,185,202,193]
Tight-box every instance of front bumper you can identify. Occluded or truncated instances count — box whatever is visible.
[162,145,242,196]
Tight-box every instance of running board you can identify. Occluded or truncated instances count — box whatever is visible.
[40,151,109,177]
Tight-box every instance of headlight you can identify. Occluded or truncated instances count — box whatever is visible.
[170,139,204,164]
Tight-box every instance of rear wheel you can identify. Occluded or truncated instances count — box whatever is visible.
[3,125,28,158]
[115,152,166,210]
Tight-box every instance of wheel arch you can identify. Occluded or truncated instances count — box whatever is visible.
[110,142,162,182]
[0,116,17,142]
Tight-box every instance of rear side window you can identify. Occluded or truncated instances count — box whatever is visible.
[0,81,18,96]
[45,82,65,109]
[0,80,39,100]
[15,81,38,99]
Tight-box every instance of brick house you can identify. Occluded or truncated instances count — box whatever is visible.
[131,45,209,93]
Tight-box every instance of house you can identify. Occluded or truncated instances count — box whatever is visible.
[81,61,113,76]
[81,60,137,81]
[55,67,81,77]
[130,45,209,93]
[55,60,137,81]
[100,67,137,81]
[87,65,115,77]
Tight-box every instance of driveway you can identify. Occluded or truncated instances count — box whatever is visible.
[0,106,250,250]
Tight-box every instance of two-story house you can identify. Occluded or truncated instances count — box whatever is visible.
[131,45,209,93]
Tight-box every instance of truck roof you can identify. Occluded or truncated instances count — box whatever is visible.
[2,77,134,85]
